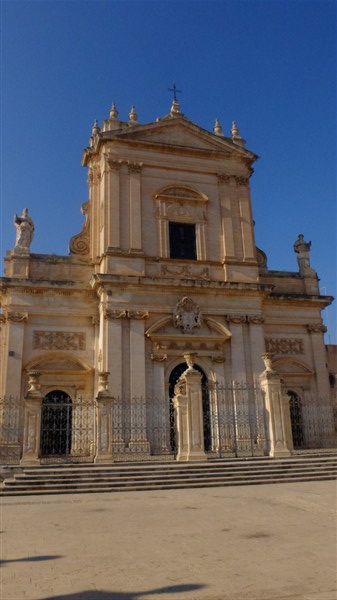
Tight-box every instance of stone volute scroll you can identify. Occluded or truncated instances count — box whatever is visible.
[13,208,34,253]
[69,202,90,255]
[293,234,316,277]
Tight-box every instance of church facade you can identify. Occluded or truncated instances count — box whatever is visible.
[0,98,336,464]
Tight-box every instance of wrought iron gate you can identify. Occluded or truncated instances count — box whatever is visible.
[40,393,95,459]
[204,382,268,457]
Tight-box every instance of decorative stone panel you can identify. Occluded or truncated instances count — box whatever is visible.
[265,338,304,355]
[33,331,86,351]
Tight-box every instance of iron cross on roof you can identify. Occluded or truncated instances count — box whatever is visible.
[168,83,182,101]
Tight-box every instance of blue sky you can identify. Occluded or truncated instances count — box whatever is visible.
[1,0,336,341]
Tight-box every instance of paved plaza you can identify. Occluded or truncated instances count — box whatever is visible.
[1,480,336,600]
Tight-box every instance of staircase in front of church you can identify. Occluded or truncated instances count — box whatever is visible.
[1,454,337,496]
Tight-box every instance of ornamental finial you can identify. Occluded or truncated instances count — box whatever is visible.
[92,120,100,135]
[128,105,138,124]
[231,120,240,139]
[109,102,119,120]
[214,118,223,136]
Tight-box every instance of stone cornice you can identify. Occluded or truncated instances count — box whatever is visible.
[90,273,274,296]
[265,293,333,309]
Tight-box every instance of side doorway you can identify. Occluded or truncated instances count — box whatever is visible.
[40,390,72,457]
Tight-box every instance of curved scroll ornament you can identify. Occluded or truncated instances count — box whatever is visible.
[69,202,90,255]
[256,247,268,269]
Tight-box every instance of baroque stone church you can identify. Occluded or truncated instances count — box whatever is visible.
[0,98,336,464]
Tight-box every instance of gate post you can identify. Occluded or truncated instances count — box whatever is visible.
[95,371,114,463]
[259,354,292,457]
[173,354,207,461]
[21,371,42,465]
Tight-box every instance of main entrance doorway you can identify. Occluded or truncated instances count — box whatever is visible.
[40,391,72,457]
[169,363,211,452]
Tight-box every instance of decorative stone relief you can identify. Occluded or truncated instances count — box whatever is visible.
[107,159,122,171]
[151,353,167,362]
[256,247,268,269]
[104,309,127,320]
[7,312,28,323]
[33,331,86,351]
[128,310,149,320]
[306,324,327,334]
[166,203,205,221]
[158,187,201,200]
[69,202,90,255]
[161,264,210,281]
[173,297,202,333]
[235,176,249,187]
[226,314,246,324]
[265,338,304,355]
[247,315,265,324]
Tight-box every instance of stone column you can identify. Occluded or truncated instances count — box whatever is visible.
[259,354,292,457]
[104,309,125,398]
[128,311,150,453]
[89,166,101,260]
[217,174,235,260]
[106,159,121,250]
[128,163,143,252]
[237,178,256,261]
[2,313,27,399]
[173,354,207,461]
[95,371,114,463]
[247,315,266,382]
[21,371,43,465]
[151,354,170,453]
[227,314,247,382]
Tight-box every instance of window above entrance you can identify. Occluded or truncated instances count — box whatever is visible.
[169,222,196,260]
[154,185,208,260]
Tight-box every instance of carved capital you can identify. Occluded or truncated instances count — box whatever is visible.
[226,314,246,324]
[7,312,28,323]
[306,323,327,334]
[247,315,265,324]
[235,176,249,187]
[217,173,231,185]
[128,310,149,320]
[104,309,127,320]
[128,162,142,174]
[107,159,122,171]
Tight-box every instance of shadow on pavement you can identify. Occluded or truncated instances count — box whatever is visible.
[1,554,63,565]
[42,584,206,599]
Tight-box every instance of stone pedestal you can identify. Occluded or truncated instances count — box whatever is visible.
[173,355,207,461]
[260,355,291,458]
[95,392,114,463]
[21,396,42,465]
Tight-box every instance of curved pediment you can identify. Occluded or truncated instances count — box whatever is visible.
[273,358,314,376]
[25,353,92,374]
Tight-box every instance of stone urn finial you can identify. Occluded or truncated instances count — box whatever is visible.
[261,353,276,374]
[27,371,41,393]
[183,352,197,370]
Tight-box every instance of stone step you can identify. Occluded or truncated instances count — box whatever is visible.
[10,465,337,484]
[1,473,337,496]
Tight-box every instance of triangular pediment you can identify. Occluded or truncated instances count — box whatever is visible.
[112,119,256,159]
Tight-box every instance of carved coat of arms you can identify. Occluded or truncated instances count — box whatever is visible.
[173,296,202,333]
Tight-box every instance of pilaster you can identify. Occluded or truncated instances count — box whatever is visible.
[128,163,143,252]
[227,315,246,381]
[106,159,121,250]
[247,315,266,381]
[129,311,150,452]
[217,174,235,260]
[2,313,27,399]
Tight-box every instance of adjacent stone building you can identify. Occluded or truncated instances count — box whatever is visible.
[0,98,336,464]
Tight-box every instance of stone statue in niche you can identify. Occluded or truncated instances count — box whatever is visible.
[293,234,316,276]
[14,208,34,251]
